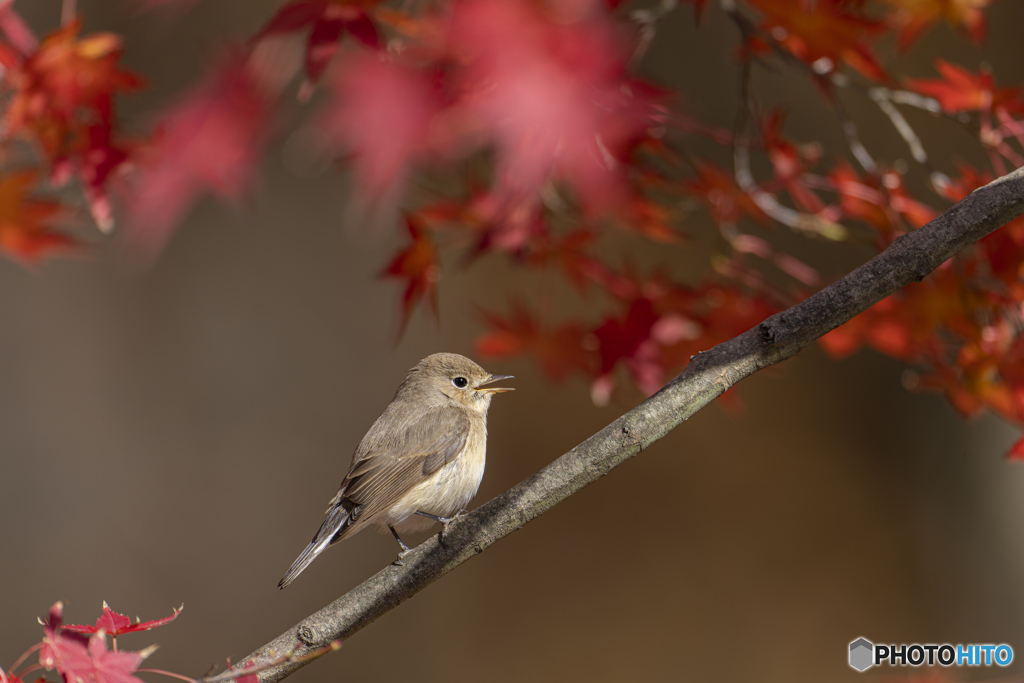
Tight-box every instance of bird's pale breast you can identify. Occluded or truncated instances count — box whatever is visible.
[383,417,489,533]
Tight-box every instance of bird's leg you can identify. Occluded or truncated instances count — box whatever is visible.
[415,510,469,547]
[389,525,412,566]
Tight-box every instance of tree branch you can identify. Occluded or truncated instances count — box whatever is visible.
[217,165,1024,683]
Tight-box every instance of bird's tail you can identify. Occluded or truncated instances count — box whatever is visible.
[278,504,351,589]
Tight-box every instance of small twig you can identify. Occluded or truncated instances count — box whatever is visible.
[732,52,846,240]
[671,114,738,146]
[61,0,76,24]
[868,87,929,167]
[629,0,679,65]
[7,642,41,676]
[137,669,196,683]
[830,91,877,174]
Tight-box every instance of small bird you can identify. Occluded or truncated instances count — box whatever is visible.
[278,352,513,588]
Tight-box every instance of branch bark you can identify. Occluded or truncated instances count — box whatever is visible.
[218,165,1024,683]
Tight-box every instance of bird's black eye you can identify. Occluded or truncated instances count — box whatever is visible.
[452,376,468,388]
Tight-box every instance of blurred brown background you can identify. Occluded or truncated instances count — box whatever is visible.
[3,1,1024,682]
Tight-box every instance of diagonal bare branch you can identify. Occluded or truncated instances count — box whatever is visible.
[213,165,1024,683]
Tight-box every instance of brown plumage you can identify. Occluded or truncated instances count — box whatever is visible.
[278,353,513,588]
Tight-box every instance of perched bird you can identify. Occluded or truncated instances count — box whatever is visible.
[278,352,513,588]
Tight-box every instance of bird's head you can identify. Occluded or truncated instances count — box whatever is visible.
[413,352,514,414]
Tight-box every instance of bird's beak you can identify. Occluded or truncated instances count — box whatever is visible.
[477,374,515,393]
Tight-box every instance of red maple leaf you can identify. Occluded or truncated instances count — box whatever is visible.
[829,163,937,241]
[0,170,75,264]
[3,20,140,230]
[321,51,442,194]
[885,171,937,230]
[39,602,154,683]
[59,634,150,683]
[526,228,607,293]
[64,603,182,637]
[443,0,658,212]
[906,60,1024,114]
[1007,435,1024,460]
[934,162,992,203]
[7,20,142,161]
[67,124,133,231]
[761,109,825,213]
[743,0,888,81]
[932,164,1024,297]
[611,193,684,243]
[0,0,37,62]
[820,274,968,363]
[476,303,593,382]
[592,296,663,400]
[681,159,766,227]
[381,216,441,334]
[126,55,272,256]
[256,0,381,89]
[879,0,992,51]
[829,161,890,232]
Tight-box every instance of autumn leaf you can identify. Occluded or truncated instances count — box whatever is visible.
[742,0,888,81]
[1007,435,1024,460]
[0,0,37,59]
[476,303,593,382]
[39,602,155,683]
[611,193,684,243]
[879,0,992,51]
[526,228,606,293]
[39,602,91,675]
[681,159,766,227]
[7,20,142,161]
[829,161,890,233]
[0,170,75,263]
[69,124,132,231]
[906,60,1024,114]
[126,55,272,256]
[444,0,658,211]
[829,163,936,242]
[884,170,938,230]
[761,109,825,213]
[381,216,441,335]
[256,0,381,88]
[2,19,140,231]
[592,296,663,400]
[64,603,183,637]
[321,51,442,195]
[934,162,992,203]
[60,634,153,683]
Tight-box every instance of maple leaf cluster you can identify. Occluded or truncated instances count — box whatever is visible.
[1,0,1023,451]
[1,601,338,683]
[0,11,141,261]
[821,163,1024,456]
[1,602,181,683]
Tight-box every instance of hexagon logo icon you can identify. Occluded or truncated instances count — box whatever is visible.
[849,638,874,671]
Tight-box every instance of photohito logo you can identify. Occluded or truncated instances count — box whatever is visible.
[849,637,1014,671]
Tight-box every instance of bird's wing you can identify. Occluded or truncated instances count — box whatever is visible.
[338,404,471,519]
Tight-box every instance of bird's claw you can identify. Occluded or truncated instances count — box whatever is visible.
[394,549,411,567]
[438,509,470,547]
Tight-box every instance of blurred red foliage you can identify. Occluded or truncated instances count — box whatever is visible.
[0,0,1022,452]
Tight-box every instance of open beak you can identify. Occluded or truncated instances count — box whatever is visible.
[477,374,515,394]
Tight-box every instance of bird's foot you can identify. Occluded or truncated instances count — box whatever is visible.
[439,509,470,546]
[414,509,469,548]
[389,525,412,566]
